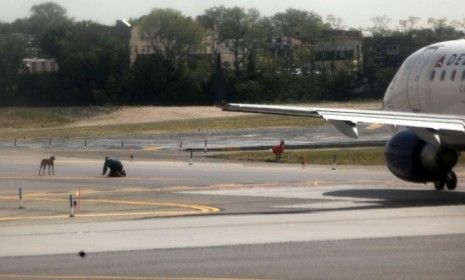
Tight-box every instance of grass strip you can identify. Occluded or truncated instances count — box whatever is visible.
[0,115,324,140]
[210,148,465,166]
[210,148,387,165]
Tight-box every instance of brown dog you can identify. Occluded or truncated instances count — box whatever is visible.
[39,156,55,175]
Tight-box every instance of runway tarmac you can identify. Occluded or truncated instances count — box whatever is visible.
[1,148,465,279]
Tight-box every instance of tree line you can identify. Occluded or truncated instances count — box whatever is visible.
[0,2,464,106]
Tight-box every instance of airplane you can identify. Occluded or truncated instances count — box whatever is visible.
[223,39,465,191]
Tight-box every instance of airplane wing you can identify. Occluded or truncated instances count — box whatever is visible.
[223,103,465,143]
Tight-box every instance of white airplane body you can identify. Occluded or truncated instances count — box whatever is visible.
[224,39,465,190]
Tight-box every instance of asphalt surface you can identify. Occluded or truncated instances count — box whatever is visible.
[1,148,465,279]
[1,235,464,280]
[0,123,391,151]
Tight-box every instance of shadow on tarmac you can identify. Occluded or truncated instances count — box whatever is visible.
[324,188,465,208]
[214,187,465,217]
[203,189,465,218]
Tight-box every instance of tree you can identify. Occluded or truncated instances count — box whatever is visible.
[398,16,421,32]
[197,6,227,54]
[218,7,248,77]
[326,14,345,30]
[451,18,465,31]
[368,15,392,36]
[29,2,70,33]
[198,7,269,77]
[0,35,26,101]
[139,9,204,67]
[271,9,327,41]
[427,17,448,31]
[426,17,463,40]
[57,22,128,103]
[29,2,73,57]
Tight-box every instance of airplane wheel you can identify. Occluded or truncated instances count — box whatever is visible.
[445,172,457,190]
[434,180,445,191]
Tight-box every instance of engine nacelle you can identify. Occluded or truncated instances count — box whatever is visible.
[384,130,458,183]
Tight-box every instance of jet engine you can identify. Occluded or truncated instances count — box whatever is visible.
[384,130,458,184]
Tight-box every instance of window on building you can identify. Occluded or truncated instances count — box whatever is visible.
[41,62,46,72]
[451,70,456,81]
[440,70,446,81]
[430,71,436,81]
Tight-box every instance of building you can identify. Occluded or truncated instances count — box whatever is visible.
[270,36,302,58]
[19,58,59,74]
[129,26,154,66]
[363,37,402,68]
[129,25,235,67]
[314,30,363,72]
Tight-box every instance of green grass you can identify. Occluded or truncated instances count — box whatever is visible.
[0,101,381,140]
[0,108,73,128]
[0,107,115,129]
[211,147,465,166]
[0,115,324,140]
[210,148,388,165]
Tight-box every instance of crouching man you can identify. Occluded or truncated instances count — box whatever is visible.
[102,155,126,177]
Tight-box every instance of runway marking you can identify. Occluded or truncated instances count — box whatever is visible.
[0,275,265,280]
[0,196,218,213]
[0,186,195,199]
[0,210,208,222]
[143,146,162,152]
[0,188,220,222]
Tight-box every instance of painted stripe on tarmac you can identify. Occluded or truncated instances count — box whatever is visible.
[0,275,265,280]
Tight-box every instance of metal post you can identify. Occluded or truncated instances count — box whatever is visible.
[121,139,124,149]
[73,200,77,215]
[189,149,193,165]
[69,195,75,218]
[18,187,24,209]
[77,187,81,212]
[204,139,208,153]
[332,154,336,170]
[14,139,17,147]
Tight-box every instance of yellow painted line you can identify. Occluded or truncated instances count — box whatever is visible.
[0,196,219,213]
[143,146,162,152]
[82,199,219,213]
[0,192,220,222]
[0,211,201,222]
[0,275,266,280]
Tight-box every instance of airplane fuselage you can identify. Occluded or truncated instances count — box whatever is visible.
[383,39,465,148]
[224,39,465,189]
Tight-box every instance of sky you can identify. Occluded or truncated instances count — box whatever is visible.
[1,0,465,29]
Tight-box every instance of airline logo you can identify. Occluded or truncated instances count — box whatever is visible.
[435,54,465,68]
[435,55,445,68]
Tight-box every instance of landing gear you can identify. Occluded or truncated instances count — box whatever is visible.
[434,171,457,191]
[445,171,457,190]
[434,179,445,191]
